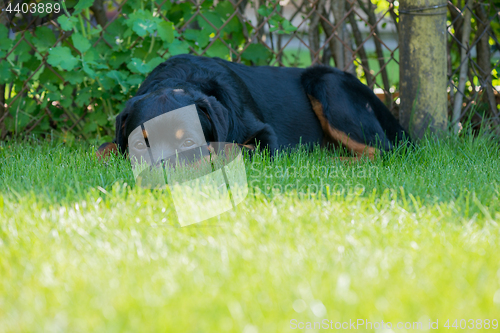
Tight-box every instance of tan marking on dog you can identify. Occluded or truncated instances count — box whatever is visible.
[308,94,378,161]
[96,142,119,161]
[175,129,185,140]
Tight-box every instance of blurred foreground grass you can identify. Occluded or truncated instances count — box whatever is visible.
[0,134,500,332]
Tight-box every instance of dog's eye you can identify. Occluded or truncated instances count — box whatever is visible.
[183,139,195,148]
[134,141,146,150]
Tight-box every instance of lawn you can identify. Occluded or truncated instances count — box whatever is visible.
[0,134,500,332]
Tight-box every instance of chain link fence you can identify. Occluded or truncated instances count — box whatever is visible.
[447,0,500,133]
[0,0,498,140]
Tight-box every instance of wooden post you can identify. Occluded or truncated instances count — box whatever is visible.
[399,0,448,139]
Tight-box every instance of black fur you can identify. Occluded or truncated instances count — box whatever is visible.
[111,54,409,155]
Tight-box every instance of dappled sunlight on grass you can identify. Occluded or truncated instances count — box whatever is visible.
[0,134,499,331]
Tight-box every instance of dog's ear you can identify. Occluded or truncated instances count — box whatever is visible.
[196,96,229,143]
[114,107,131,155]
[96,142,119,160]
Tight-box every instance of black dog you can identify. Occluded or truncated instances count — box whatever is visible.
[97,54,409,161]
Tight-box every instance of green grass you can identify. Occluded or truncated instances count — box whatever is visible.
[1,134,500,332]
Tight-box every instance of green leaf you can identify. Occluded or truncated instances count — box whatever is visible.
[106,70,128,83]
[220,16,241,35]
[83,122,97,133]
[166,2,193,24]
[157,21,175,43]
[32,27,57,52]
[45,83,58,91]
[24,99,38,114]
[47,92,62,102]
[126,10,161,37]
[75,87,92,107]
[38,66,64,84]
[241,43,272,65]
[123,28,133,39]
[91,86,103,99]
[215,1,234,17]
[89,26,103,36]
[10,38,31,62]
[62,85,74,98]
[132,20,154,37]
[47,47,79,71]
[57,15,78,31]
[146,57,164,71]
[89,111,108,126]
[183,29,209,48]
[167,39,190,56]
[106,70,129,91]
[155,0,172,11]
[0,24,8,39]
[127,58,150,74]
[0,38,13,51]
[72,33,91,54]
[97,74,115,90]
[83,62,96,79]
[39,117,50,131]
[82,48,98,62]
[65,71,85,84]
[109,51,130,69]
[0,61,13,84]
[86,61,108,70]
[197,12,224,34]
[8,109,30,129]
[74,0,95,12]
[0,26,12,51]
[105,17,126,37]
[258,5,275,17]
[126,74,144,86]
[282,20,297,33]
[205,40,230,59]
[60,98,73,108]
[16,53,31,64]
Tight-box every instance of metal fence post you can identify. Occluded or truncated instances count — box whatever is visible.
[399,0,448,139]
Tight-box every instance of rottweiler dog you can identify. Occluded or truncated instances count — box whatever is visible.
[97,54,409,161]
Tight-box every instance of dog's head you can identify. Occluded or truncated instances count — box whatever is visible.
[97,88,229,161]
